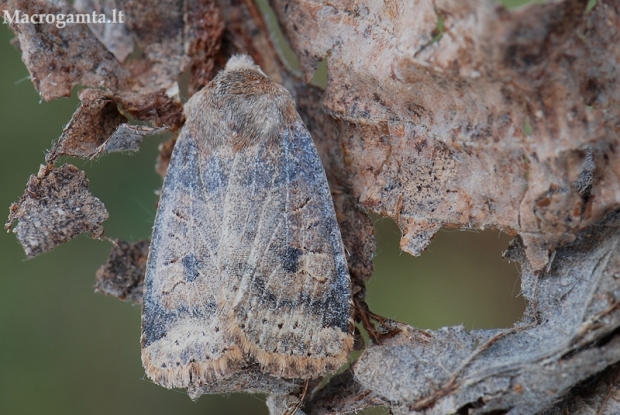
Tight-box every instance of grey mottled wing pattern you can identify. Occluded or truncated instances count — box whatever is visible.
[218,121,353,378]
[142,55,354,392]
[141,130,243,389]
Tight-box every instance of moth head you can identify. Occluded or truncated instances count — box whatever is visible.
[185,55,298,152]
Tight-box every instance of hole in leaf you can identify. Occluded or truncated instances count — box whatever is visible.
[366,215,525,331]
[255,0,300,73]
[310,56,328,89]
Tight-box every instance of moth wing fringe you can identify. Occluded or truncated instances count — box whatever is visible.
[141,345,245,390]
[223,318,354,379]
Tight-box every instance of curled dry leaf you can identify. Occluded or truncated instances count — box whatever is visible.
[73,0,134,63]
[303,369,384,415]
[271,0,620,272]
[266,393,305,415]
[6,0,224,258]
[46,89,127,162]
[5,0,131,101]
[92,124,167,157]
[95,239,150,303]
[45,89,167,163]
[5,165,109,258]
[115,89,185,129]
[7,0,223,144]
[73,0,224,95]
[108,0,186,91]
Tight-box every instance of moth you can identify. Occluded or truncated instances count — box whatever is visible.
[141,55,353,395]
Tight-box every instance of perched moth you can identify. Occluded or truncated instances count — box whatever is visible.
[141,55,354,395]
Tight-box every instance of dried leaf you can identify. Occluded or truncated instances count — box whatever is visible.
[6,165,109,258]
[347,209,620,414]
[73,0,135,62]
[94,124,166,157]
[46,89,167,162]
[5,0,131,100]
[46,89,127,163]
[267,393,305,415]
[185,0,225,94]
[270,0,620,271]
[304,369,382,415]
[94,239,149,303]
[4,0,217,277]
[116,90,184,129]
[542,363,620,415]
[117,0,186,91]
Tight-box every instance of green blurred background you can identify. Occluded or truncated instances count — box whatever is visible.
[0,1,530,413]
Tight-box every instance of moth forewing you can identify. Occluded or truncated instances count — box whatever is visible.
[218,120,354,379]
[141,55,353,395]
[140,127,244,389]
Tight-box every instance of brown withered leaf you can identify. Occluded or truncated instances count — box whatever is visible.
[46,89,167,162]
[5,0,131,100]
[270,0,620,271]
[185,0,225,94]
[7,0,222,129]
[5,0,224,267]
[115,90,184,129]
[74,0,223,94]
[95,239,149,303]
[6,165,109,258]
[266,393,306,415]
[116,0,186,91]
[73,0,135,63]
[94,124,166,157]
[214,0,285,83]
[46,89,127,163]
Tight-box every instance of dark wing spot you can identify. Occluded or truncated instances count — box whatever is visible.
[182,254,200,282]
[281,246,302,273]
[141,300,177,347]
